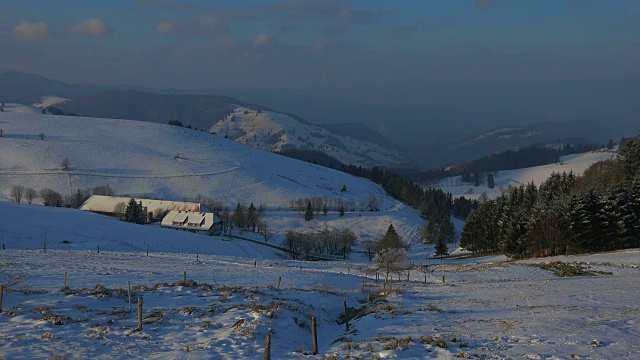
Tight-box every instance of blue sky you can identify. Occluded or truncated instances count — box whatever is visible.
[1,0,639,115]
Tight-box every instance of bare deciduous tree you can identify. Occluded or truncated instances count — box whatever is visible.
[10,185,25,203]
[25,188,38,204]
[373,248,409,282]
[113,202,127,215]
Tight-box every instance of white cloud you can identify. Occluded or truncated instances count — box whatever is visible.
[71,18,110,37]
[156,21,175,34]
[252,33,274,48]
[13,21,48,41]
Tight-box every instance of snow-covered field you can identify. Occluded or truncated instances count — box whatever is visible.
[2,106,638,359]
[433,150,617,200]
[0,204,638,359]
[1,241,638,359]
[0,110,419,232]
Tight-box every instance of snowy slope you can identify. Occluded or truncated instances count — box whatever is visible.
[0,111,427,243]
[210,106,410,168]
[0,111,393,209]
[1,244,637,359]
[431,149,616,200]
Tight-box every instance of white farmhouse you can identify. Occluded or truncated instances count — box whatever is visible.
[161,210,223,236]
[80,195,211,221]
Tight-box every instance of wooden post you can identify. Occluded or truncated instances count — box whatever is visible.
[312,316,318,355]
[254,260,257,267]
[407,270,410,281]
[196,253,199,262]
[97,245,100,254]
[264,334,271,360]
[424,274,427,283]
[442,258,445,283]
[383,279,386,290]
[128,281,132,312]
[137,297,143,331]
[183,271,187,285]
[146,247,149,257]
[343,300,348,331]
[277,277,281,290]
[43,229,47,253]
[63,271,67,291]
[0,285,3,312]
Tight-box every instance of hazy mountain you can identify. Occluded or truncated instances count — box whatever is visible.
[2,69,637,170]
[210,107,416,169]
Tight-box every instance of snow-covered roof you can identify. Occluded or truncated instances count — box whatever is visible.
[80,195,210,215]
[161,210,220,231]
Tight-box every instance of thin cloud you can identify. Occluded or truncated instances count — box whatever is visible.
[390,25,419,39]
[71,18,111,37]
[156,21,175,34]
[13,21,48,42]
[475,0,498,9]
[136,0,200,11]
[253,33,276,48]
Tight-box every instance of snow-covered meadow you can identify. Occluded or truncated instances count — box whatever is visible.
[1,106,638,359]
[433,150,617,200]
[0,203,638,359]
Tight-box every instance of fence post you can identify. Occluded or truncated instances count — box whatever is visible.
[343,300,348,332]
[312,316,318,355]
[277,277,281,290]
[128,281,132,312]
[137,297,143,331]
[0,285,3,312]
[63,271,67,291]
[146,247,149,257]
[264,334,271,360]
[97,245,100,254]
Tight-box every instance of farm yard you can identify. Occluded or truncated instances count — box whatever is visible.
[1,247,638,359]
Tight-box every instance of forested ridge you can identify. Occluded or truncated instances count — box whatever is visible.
[461,140,640,258]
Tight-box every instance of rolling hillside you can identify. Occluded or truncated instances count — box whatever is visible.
[0,109,426,244]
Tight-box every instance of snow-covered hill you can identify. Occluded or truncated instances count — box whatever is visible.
[432,149,616,200]
[0,110,426,243]
[210,106,411,168]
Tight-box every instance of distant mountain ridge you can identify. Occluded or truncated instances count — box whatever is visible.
[2,69,637,170]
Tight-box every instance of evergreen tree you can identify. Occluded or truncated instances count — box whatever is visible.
[435,232,449,258]
[233,203,246,229]
[376,223,403,252]
[487,173,495,189]
[124,199,145,224]
[339,204,345,217]
[246,203,257,231]
[304,200,314,221]
[618,140,640,179]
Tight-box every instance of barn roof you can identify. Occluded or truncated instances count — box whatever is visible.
[160,210,220,231]
[80,195,211,215]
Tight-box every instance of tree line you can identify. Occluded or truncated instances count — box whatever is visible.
[460,140,640,258]
[9,184,115,208]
